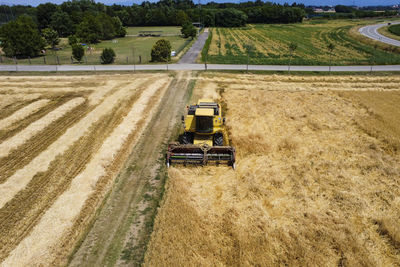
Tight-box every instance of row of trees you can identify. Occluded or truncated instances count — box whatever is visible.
[0,0,306,29]
[2,1,398,29]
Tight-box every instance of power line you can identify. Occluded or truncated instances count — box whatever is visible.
[2,5,10,23]
[8,5,14,20]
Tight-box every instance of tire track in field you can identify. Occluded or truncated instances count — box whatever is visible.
[0,83,147,262]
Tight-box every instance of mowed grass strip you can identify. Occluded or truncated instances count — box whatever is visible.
[0,99,51,130]
[0,94,89,184]
[0,82,147,262]
[206,20,400,65]
[0,97,86,158]
[0,79,149,209]
[0,94,42,119]
[0,93,86,142]
[3,77,171,266]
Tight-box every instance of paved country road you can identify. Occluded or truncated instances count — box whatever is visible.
[178,29,209,63]
[359,22,400,47]
[1,63,400,72]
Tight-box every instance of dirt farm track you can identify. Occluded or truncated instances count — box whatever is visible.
[0,72,399,266]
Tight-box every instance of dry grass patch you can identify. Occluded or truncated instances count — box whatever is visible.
[145,74,400,266]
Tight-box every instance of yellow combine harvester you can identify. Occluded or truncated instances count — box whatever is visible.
[167,99,236,169]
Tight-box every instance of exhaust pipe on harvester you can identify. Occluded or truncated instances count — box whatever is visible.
[166,143,236,169]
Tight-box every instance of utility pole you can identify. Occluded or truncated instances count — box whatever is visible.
[132,47,136,72]
[198,0,202,29]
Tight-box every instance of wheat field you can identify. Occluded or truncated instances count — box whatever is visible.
[145,73,400,266]
[0,74,171,266]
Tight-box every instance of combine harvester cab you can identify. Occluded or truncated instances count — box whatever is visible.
[167,99,236,169]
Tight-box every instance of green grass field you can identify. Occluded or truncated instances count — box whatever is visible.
[0,26,189,65]
[204,19,400,65]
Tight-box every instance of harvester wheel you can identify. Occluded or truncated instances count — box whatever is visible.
[214,133,223,146]
[182,132,193,144]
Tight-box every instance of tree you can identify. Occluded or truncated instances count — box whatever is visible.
[112,16,126,38]
[100,48,116,64]
[96,13,116,40]
[42,28,60,49]
[68,35,78,46]
[327,43,335,73]
[72,44,84,63]
[181,22,197,39]
[175,10,189,25]
[50,11,74,37]
[76,15,102,44]
[151,39,171,62]
[288,42,297,74]
[37,2,59,29]
[335,5,354,13]
[0,15,45,58]
[215,8,247,27]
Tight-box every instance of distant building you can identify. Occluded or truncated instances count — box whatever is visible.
[313,8,336,13]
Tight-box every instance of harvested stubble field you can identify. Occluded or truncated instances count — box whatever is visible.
[206,19,400,65]
[0,73,172,266]
[145,73,400,266]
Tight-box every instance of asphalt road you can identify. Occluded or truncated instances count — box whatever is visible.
[359,22,400,47]
[1,63,400,72]
[178,29,209,64]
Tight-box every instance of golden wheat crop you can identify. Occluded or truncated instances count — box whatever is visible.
[145,73,400,266]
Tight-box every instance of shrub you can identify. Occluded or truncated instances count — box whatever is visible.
[151,39,171,62]
[181,22,197,39]
[100,48,116,64]
[388,24,400,37]
[72,44,84,63]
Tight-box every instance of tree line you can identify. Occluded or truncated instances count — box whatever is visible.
[0,0,306,29]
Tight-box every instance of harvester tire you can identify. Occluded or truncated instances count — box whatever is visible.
[182,132,193,144]
[214,133,223,146]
